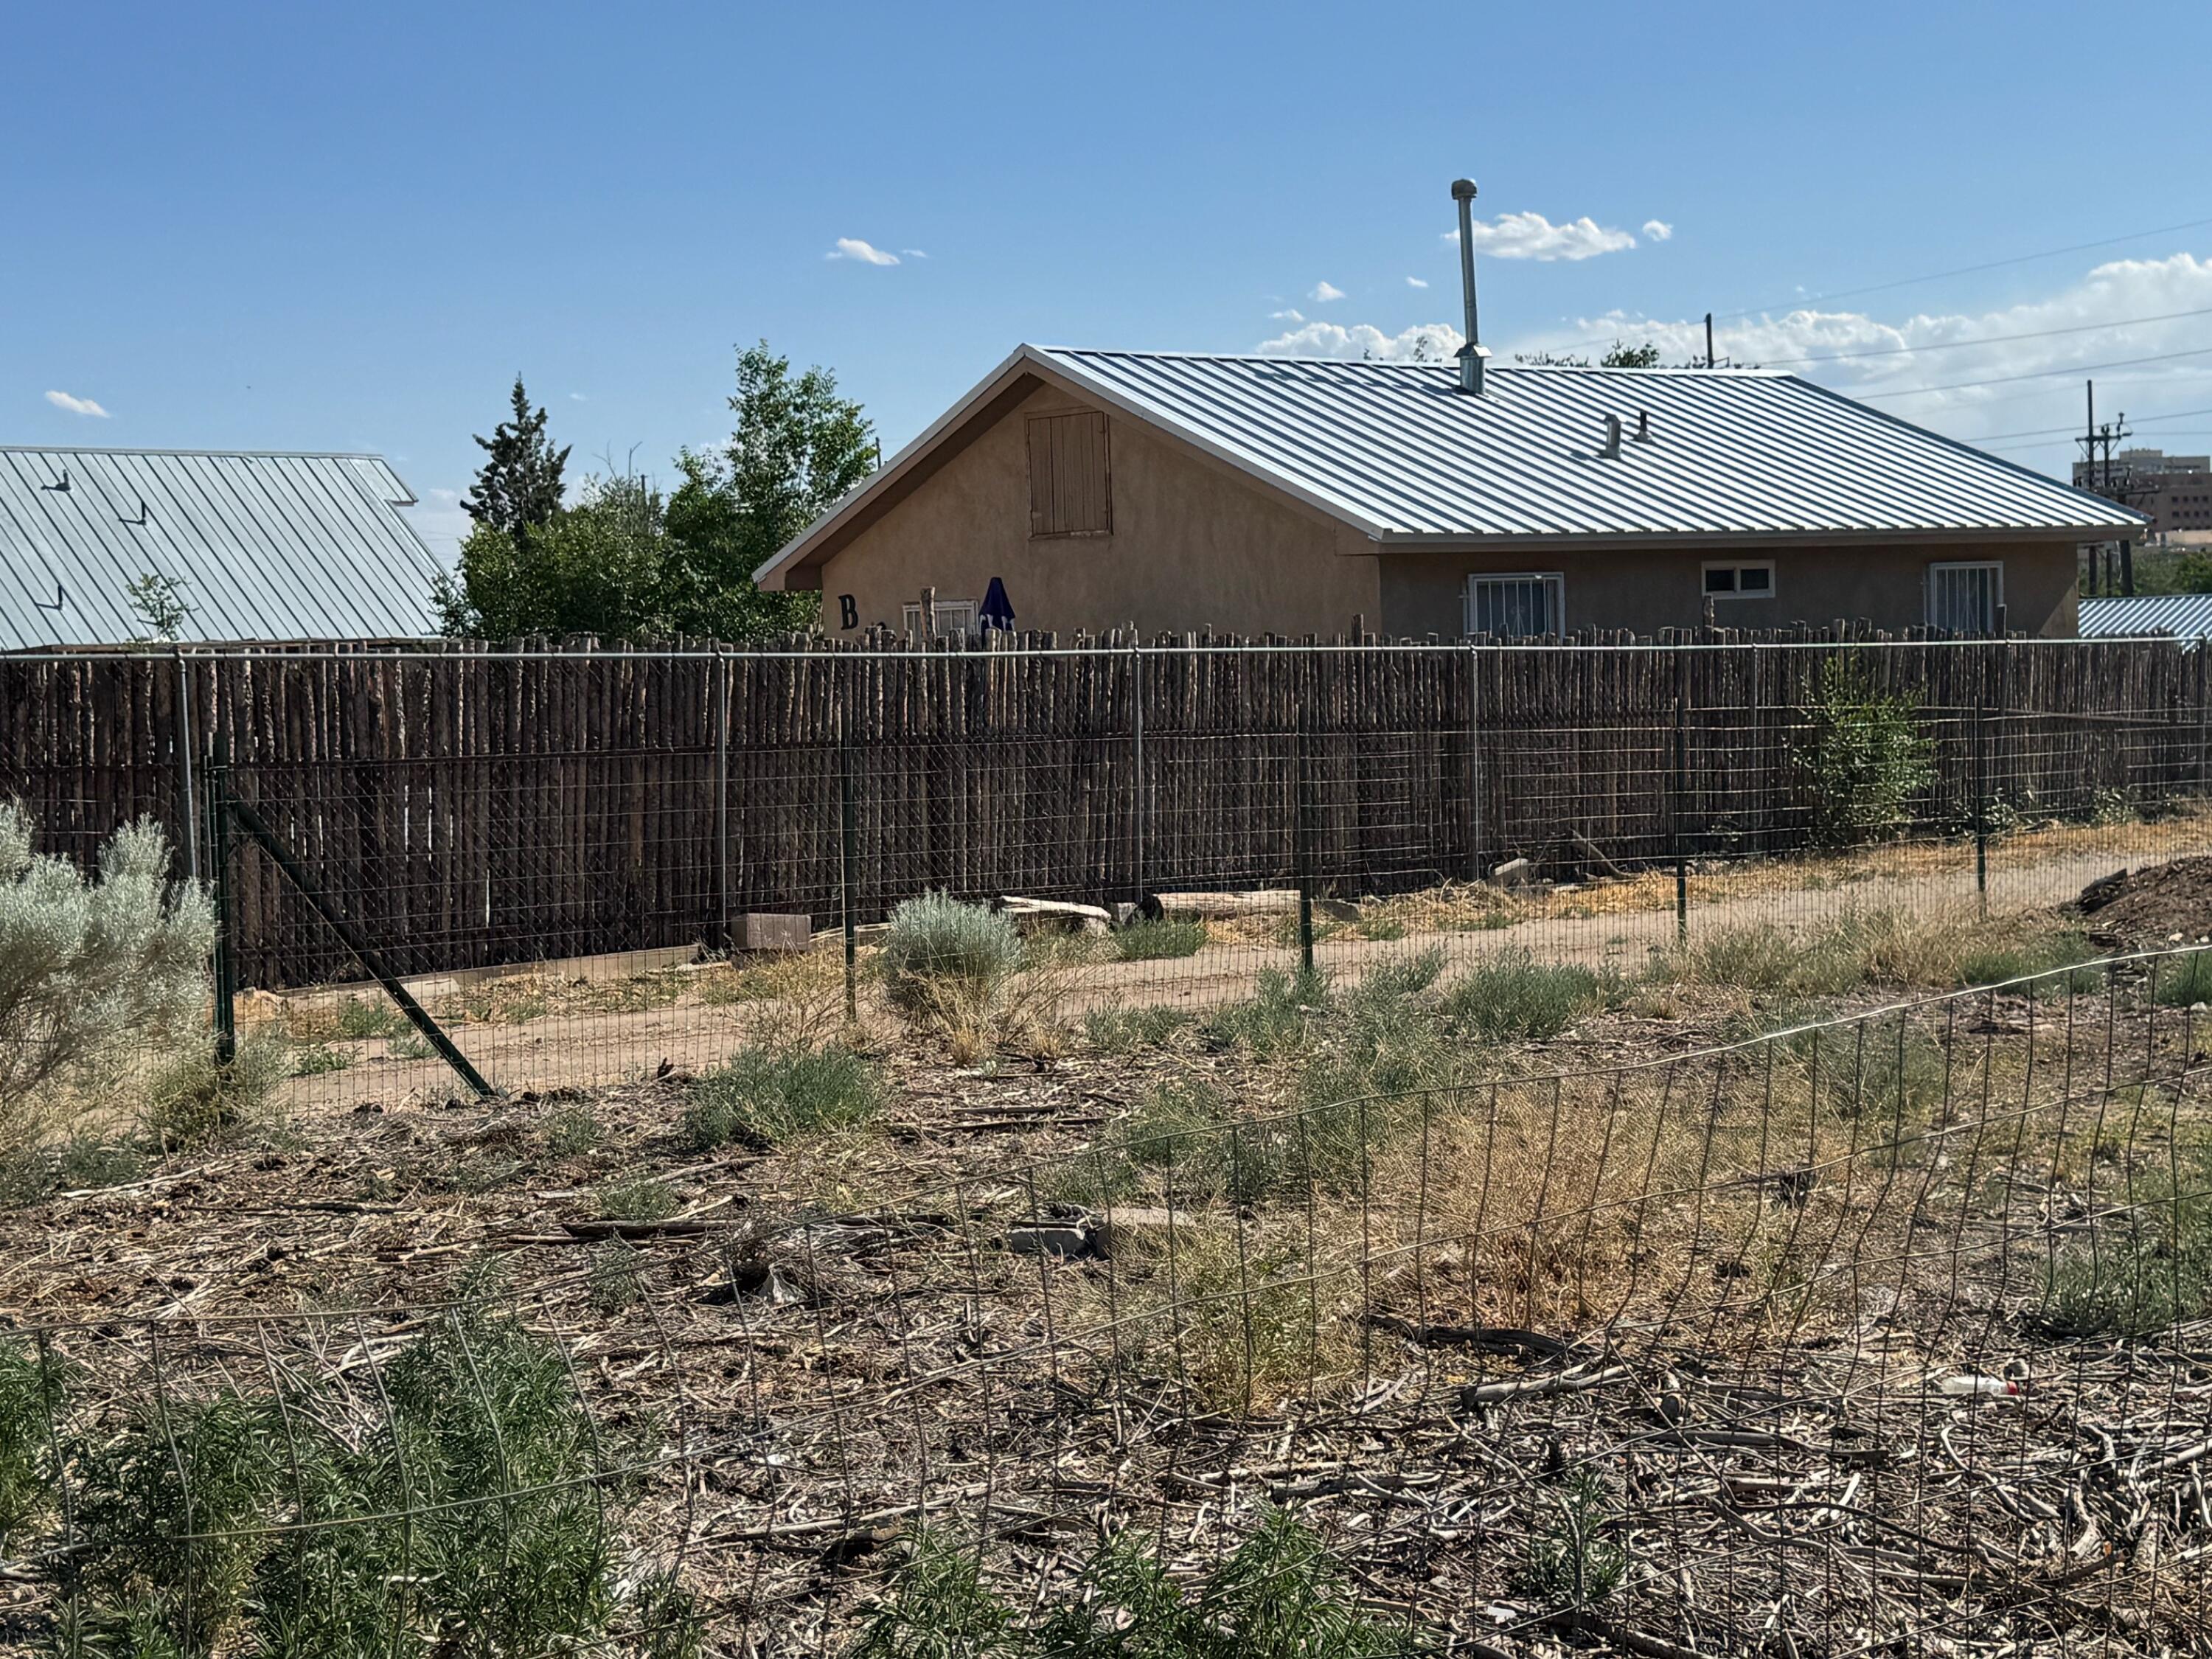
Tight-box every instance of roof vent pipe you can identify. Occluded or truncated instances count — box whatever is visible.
[1451,178,1490,394]
[1601,414,1623,459]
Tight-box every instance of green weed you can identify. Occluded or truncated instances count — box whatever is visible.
[682,1046,881,1151]
[1113,919,1208,961]
[594,1171,680,1222]
[1441,950,1614,1041]
[1082,1004,1193,1054]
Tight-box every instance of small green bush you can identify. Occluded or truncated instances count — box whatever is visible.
[588,1239,647,1313]
[1792,659,1936,848]
[333,995,411,1040]
[1202,967,1328,1057]
[539,1102,605,1156]
[0,1136,145,1208]
[1354,946,1445,1000]
[1517,1469,1629,1607]
[0,1340,66,1545]
[852,1530,1025,1659]
[2155,948,2212,1008]
[142,1037,290,1152]
[683,1046,881,1150]
[594,1170,679,1222]
[1441,950,1613,1041]
[880,892,1022,1016]
[1082,1004,1192,1054]
[1958,930,2103,993]
[288,1040,354,1077]
[1112,919,1208,961]
[2042,1150,2212,1338]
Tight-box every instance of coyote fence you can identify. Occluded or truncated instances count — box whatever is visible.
[0,634,2205,987]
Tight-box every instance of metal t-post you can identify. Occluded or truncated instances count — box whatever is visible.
[1130,641,1147,907]
[1467,644,1485,883]
[1972,695,1989,916]
[1295,721,1315,975]
[1672,692,1689,945]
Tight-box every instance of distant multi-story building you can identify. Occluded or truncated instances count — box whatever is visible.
[2073,448,2212,538]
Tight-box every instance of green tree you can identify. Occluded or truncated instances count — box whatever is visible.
[462,375,570,540]
[1599,339,1662,368]
[439,474,669,640]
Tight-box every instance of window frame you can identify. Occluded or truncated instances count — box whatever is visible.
[1462,571,1566,639]
[901,599,978,639]
[1701,559,1776,600]
[1925,560,2005,635]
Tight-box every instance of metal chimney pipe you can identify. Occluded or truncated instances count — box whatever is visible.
[1451,178,1486,394]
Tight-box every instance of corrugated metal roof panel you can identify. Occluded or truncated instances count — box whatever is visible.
[1029,349,2145,542]
[2079,593,2212,638]
[0,447,446,648]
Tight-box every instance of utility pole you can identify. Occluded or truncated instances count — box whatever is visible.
[2081,381,2099,597]
[1705,312,1716,371]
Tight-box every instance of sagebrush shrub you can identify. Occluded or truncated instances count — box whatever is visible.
[684,1045,881,1150]
[1441,950,1613,1041]
[0,804,212,1146]
[880,893,1022,1015]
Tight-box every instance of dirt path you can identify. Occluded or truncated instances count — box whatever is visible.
[273,840,2151,1108]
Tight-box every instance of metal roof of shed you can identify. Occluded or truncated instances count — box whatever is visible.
[758,346,2144,585]
[2079,593,2212,639]
[0,446,445,648]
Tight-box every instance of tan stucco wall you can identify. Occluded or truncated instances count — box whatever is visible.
[1378,540,2081,638]
[793,378,2083,640]
[806,384,1383,638]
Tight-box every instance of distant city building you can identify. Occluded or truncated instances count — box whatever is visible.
[2072,447,2212,538]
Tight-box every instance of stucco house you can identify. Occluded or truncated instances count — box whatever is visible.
[756,345,2144,640]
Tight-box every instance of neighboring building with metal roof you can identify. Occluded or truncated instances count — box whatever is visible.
[2079,593,2212,639]
[0,446,445,649]
[757,344,2145,639]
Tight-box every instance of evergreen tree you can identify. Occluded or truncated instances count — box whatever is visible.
[462,375,570,538]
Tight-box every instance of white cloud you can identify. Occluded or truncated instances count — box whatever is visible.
[568,392,588,402]
[827,237,900,265]
[1500,251,2212,477]
[427,487,459,502]
[1269,307,1305,323]
[1642,220,1674,242]
[1259,320,1464,363]
[44,389,109,417]
[901,248,929,259]
[1406,276,1430,288]
[1310,280,1346,302]
[1447,211,1638,261]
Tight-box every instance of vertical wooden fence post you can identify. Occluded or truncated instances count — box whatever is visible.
[714,646,731,953]
[1466,643,1485,883]
[206,734,235,1065]
[175,648,200,884]
[1130,641,1147,907]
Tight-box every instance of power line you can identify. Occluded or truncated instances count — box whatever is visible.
[1958,406,2212,444]
[1712,213,2212,321]
[1759,305,2212,367]
[1854,344,2212,400]
[1537,209,2212,358]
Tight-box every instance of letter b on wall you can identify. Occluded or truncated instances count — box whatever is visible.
[838,594,858,630]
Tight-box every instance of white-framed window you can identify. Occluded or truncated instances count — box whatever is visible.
[1926,562,2003,634]
[1464,572,1565,638]
[1702,560,1775,599]
[902,599,978,639]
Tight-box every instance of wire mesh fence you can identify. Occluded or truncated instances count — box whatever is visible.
[4,638,2205,1110]
[1,953,2209,1655]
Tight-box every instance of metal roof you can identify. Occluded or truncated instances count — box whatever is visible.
[757,346,2145,587]
[1033,348,2146,543]
[0,446,446,648]
[2079,592,2212,639]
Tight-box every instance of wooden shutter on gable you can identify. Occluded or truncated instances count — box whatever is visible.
[1026,411,1111,538]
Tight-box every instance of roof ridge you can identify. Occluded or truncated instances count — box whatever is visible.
[1034,345,1781,376]
[0,445,397,461]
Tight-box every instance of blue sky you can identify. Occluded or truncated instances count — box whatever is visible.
[8,0,2211,563]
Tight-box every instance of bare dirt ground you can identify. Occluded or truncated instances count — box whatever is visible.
[251,820,2187,1109]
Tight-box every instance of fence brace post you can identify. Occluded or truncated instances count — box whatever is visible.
[1672,689,1689,946]
[1130,640,1147,907]
[206,733,235,1065]
[1972,694,1988,916]
[840,733,859,1025]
